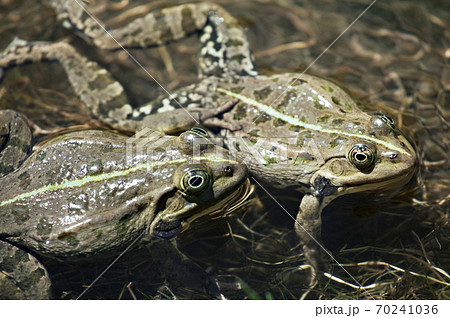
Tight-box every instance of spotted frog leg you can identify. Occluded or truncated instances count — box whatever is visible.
[0,110,32,177]
[0,2,255,131]
[0,38,134,129]
[48,1,256,77]
[0,110,52,299]
[295,194,333,279]
[0,241,52,299]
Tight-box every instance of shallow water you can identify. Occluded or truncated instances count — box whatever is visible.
[0,0,448,299]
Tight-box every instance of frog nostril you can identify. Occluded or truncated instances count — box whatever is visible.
[390,153,398,160]
[223,165,233,175]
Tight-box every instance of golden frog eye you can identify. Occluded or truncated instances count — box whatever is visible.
[180,168,211,195]
[348,144,375,170]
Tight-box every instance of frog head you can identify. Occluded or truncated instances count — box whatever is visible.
[311,114,417,198]
[149,128,249,239]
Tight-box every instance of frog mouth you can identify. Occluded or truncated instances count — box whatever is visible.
[181,179,253,228]
[151,179,252,240]
[152,219,183,239]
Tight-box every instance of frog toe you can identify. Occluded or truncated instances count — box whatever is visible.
[302,244,332,283]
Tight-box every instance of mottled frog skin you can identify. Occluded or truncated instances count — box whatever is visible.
[0,110,248,298]
[0,1,417,280]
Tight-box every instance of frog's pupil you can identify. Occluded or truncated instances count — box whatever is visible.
[355,153,367,162]
[189,176,203,188]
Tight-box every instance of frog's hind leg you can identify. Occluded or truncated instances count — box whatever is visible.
[0,39,133,129]
[0,241,52,299]
[49,1,257,78]
[0,110,32,178]
[195,3,257,78]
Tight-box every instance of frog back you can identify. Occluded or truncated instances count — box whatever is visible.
[0,130,176,259]
[219,73,369,153]
[215,73,411,187]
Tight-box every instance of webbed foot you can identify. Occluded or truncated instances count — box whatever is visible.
[302,244,331,285]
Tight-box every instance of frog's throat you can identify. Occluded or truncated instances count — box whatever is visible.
[0,156,234,207]
[218,88,410,155]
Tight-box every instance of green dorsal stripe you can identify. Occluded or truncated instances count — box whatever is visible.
[218,88,409,154]
[0,156,231,207]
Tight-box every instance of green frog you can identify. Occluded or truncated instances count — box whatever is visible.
[0,1,417,279]
[0,110,248,298]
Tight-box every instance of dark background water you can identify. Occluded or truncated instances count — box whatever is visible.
[0,0,448,299]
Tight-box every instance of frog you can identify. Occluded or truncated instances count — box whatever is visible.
[0,109,249,298]
[0,1,417,280]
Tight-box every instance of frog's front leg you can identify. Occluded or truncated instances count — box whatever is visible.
[295,173,341,282]
[0,39,133,129]
[295,194,332,283]
[0,110,32,177]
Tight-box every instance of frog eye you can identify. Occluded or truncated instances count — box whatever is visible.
[380,114,395,129]
[348,144,375,170]
[189,127,209,138]
[178,129,212,151]
[180,168,211,194]
[369,113,396,136]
